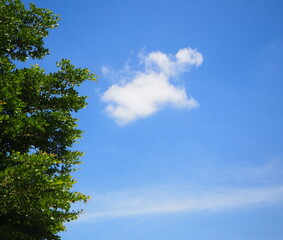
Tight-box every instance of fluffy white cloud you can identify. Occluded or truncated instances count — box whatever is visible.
[175,47,203,65]
[101,48,203,125]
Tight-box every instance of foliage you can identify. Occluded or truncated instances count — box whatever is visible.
[0,152,88,240]
[0,0,97,239]
[0,0,60,61]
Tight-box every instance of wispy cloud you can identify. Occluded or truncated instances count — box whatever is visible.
[101,48,203,125]
[194,158,283,186]
[79,185,283,223]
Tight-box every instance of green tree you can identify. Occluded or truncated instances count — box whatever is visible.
[0,0,97,239]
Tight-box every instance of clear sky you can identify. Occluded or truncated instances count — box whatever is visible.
[23,0,283,239]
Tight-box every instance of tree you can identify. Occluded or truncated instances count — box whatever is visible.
[0,0,97,239]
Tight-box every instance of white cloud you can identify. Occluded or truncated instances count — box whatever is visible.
[101,47,202,125]
[78,185,283,223]
[176,47,203,66]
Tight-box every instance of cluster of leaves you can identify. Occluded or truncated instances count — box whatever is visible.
[0,152,88,240]
[0,0,60,61]
[0,0,97,239]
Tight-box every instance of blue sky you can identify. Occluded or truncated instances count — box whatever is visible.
[23,0,283,239]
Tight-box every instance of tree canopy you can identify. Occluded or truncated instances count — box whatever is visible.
[0,0,97,239]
